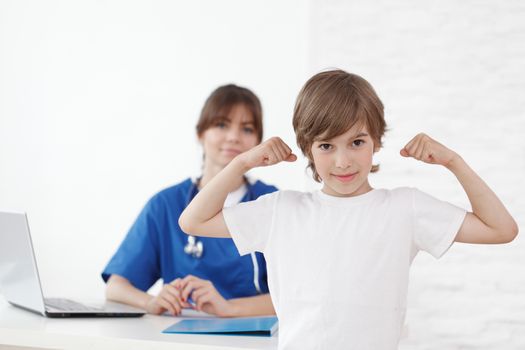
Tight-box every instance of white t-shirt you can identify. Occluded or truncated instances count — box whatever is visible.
[223,187,466,350]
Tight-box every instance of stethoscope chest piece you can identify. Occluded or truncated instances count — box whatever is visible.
[184,235,204,258]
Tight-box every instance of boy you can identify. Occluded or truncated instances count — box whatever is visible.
[179,70,518,349]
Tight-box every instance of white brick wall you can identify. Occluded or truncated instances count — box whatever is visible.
[309,1,525,348]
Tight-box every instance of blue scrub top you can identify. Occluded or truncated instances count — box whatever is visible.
[101,178,277,300]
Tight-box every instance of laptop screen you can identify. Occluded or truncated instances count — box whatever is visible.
[0,212,47,315]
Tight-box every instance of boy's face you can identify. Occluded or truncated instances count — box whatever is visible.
[310,124,378,197]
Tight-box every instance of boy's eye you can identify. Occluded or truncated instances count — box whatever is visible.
[352,139,365,147]
[243,127,255,134]
[215,122,227,129]
[319,143,332,151]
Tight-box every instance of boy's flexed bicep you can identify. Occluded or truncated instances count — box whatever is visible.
[185,210,232,238]
[179,186,234,239]
[454,212,516,244]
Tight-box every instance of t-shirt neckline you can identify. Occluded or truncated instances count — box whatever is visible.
[314,188,381,205]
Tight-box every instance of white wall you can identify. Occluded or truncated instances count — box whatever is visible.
[0,0,310,299]
[309,0,525,348]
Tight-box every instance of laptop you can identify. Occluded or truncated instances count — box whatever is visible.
[0,211,145,318]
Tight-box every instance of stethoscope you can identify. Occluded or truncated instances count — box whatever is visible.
[184,235,204,259]
[183,176,255,259]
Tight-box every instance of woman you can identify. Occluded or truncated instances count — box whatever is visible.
[102,84,277,317]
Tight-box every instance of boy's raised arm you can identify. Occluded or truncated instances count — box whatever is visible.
[401,133,519,244]
[179,137,296,238]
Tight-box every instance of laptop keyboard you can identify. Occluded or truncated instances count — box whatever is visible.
[45,298,102,312]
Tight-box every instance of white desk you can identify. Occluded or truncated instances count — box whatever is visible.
[0,297,278,350]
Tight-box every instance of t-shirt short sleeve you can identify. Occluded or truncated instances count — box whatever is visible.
[222,191,279,256]
[412,188,467,259]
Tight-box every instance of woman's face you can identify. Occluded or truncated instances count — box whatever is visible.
[199,104,259,170]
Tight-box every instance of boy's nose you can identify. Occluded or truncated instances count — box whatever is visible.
[335,151,351,169]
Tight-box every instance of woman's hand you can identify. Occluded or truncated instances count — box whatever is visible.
[175,275,235,317]
[237,137,297,171]
[145,279,189,316]
[400,133,459,168]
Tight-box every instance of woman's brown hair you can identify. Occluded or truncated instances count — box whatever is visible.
[292,69,387,182]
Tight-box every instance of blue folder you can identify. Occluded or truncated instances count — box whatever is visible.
[162,316,278,337]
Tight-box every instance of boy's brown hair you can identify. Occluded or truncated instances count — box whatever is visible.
[292,69,387,182]
[196,84,263,143]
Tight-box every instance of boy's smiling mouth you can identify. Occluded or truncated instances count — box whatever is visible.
[332,172,358,183]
